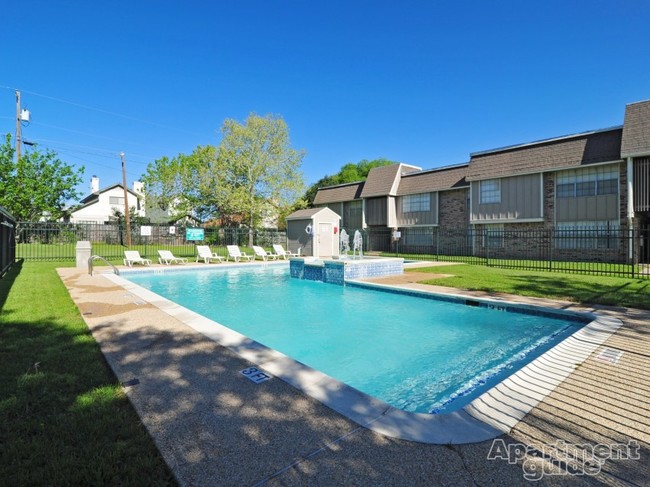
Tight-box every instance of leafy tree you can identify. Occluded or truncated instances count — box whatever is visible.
[141,114,305,238]
[110,206,149,225]
[304,158,396,205]
[142,147,225,225]
[0,134,84,221]
[218,113,305,243]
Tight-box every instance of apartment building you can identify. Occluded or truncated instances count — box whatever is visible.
[313,100,650,263]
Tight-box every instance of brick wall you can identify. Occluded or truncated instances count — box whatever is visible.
[438,188,469,227]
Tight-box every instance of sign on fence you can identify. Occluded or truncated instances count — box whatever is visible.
[185,228,205,241]
[140,226,152,236]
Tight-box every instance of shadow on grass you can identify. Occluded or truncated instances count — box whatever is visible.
[0,303,175,484]
[0,259,23,313]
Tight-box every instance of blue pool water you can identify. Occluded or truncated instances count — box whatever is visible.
[125,265,585,413]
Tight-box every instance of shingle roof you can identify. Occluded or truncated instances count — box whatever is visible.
[286,207,340,220]
[78,183,140,204]
[397,164,469,195]
[313,182,363,205]
[621,100,650,157]
[467,127,623,181]
[360,164,421,198]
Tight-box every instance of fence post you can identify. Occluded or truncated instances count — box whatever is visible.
[548,228,553,272]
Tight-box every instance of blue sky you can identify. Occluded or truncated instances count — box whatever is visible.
[2,1,649,199]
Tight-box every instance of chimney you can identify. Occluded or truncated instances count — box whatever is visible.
[90,175,99,193]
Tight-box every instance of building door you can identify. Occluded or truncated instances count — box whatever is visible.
[318,222,333,258]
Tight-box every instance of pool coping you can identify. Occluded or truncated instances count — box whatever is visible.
[102,263,623,444]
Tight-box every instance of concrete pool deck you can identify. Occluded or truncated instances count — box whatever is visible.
[58,263,649,486]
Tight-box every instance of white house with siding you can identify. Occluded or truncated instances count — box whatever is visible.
[68,176,145,223]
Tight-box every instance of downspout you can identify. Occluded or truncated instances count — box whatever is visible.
[627,157,635,261]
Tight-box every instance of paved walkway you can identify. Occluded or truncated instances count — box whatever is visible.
[58,264,649,486]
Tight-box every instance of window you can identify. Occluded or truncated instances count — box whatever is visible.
[109,196,125,205]
[480,179,501,204]
[556,165,618,198]
[555,221,619,250]
[483,224,504,248]
[597,178,618,195]
[402,193,430,213]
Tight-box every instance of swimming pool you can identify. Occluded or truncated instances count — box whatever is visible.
[125,264,587,414]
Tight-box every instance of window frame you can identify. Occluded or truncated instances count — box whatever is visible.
[479,179,501,204]
[402,193,431,213]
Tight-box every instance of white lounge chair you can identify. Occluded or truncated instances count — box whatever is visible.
[252,245,278,261]
[195,245,224,264]
[158,250,188,265]
[123,250,152,267]
[226,245,253,262]
[272,244,301,259]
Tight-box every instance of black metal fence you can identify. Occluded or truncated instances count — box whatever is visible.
[13,221,650,279]
[16,222,288,262]
[0,207,16,277]
[355,226,650,279]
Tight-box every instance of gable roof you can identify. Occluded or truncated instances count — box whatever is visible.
[78,183,141,204]
[313,182,364,205]
[360,163,421,198]
[73,184,141,214]
[467,127,623,181]
[397,163,469,195]
[621,99,650,158]
[286,207,340,220]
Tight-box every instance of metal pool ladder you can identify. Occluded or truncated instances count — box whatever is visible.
[88,255,120,276]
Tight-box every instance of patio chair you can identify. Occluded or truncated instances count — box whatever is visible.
[158,250,188,265]
[195,245,225,264]
[123,250,152,267]
[226,245,254,262]
[252,245,278,261]
[272,244,301,259]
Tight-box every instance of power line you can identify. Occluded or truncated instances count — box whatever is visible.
[40,148,144,179]
[28,120,165,154]
[0,84,199,137]
[26,137,155,166]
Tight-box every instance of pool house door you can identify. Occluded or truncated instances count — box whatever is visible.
[317,222,334,258]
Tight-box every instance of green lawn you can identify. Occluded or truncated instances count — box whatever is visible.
[411,264,650,309]
[0,261,175,485]
[2,259,647,483]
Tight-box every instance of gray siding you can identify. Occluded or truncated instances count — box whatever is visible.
[365,197,387,226]
[343,200,363,229]
[556,195,619,221]
[287,219,313,255]
[471,174,542,222]
[322,202,343,218]
[396,192,438,226]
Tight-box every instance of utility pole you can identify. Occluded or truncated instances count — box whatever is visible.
[15,90,21,162]
[120,152,132,246]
